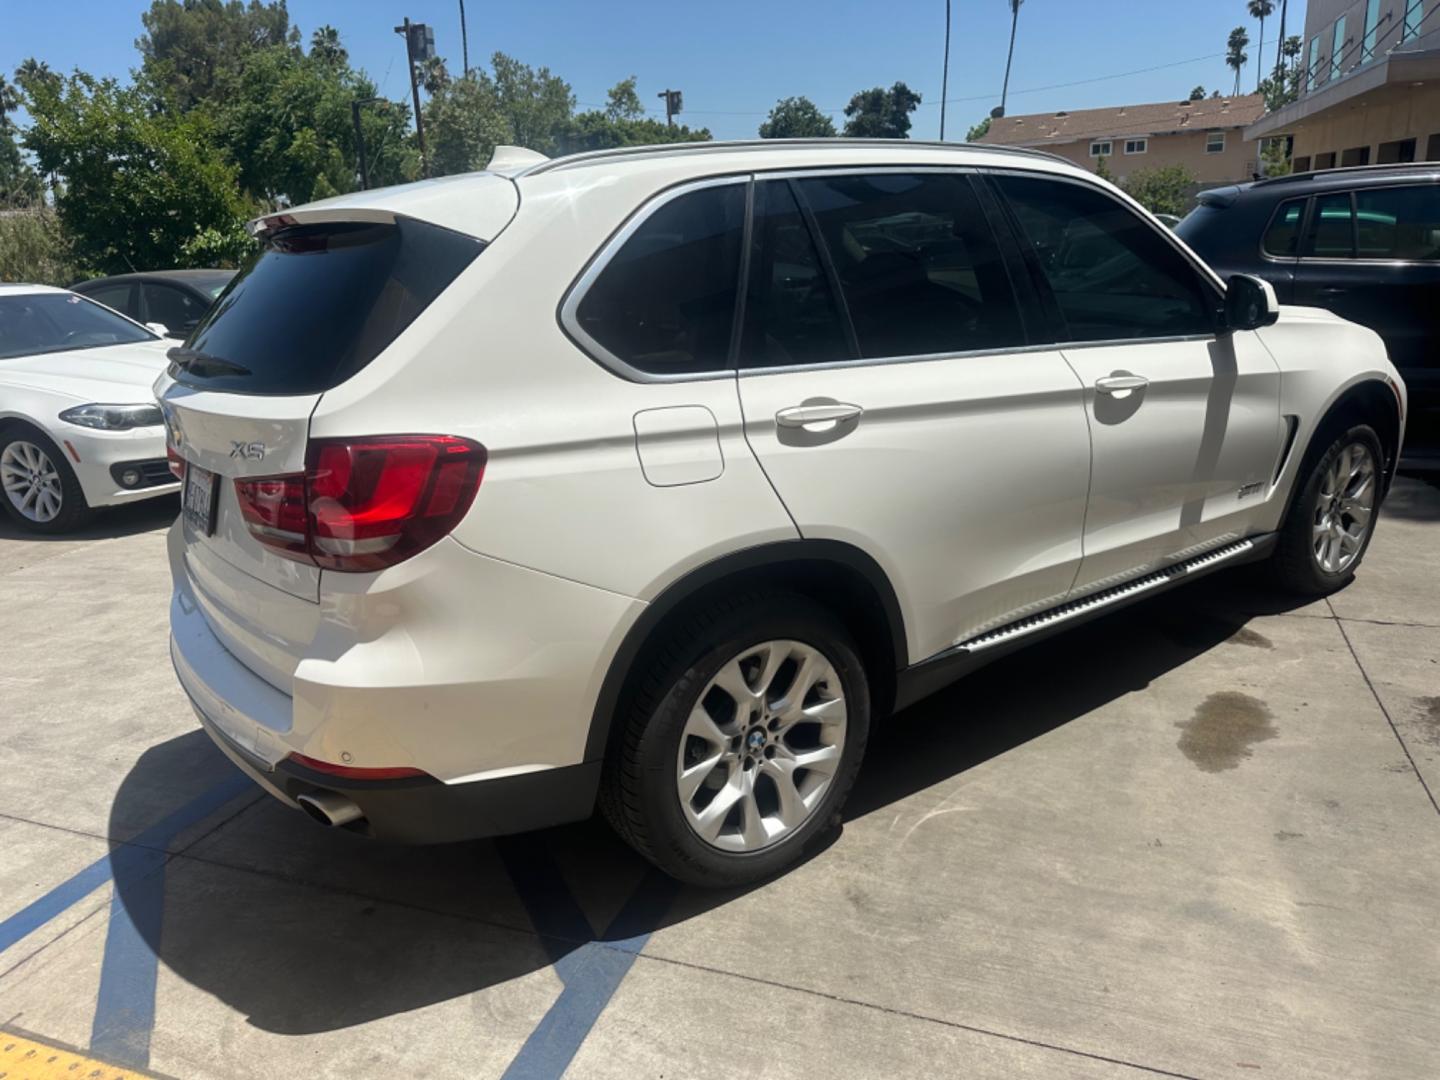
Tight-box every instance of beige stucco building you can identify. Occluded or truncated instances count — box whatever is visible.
[1247,0,1440,170]
[973,94,1267,185]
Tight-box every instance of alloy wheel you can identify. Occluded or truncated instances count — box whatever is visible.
[1,441,64,524]
[1312,441,1376,575]
[676,639,847,853]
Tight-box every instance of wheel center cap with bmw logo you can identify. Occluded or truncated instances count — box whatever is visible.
[747,729,766,751]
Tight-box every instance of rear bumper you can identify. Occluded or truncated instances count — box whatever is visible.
[192,702,600,843]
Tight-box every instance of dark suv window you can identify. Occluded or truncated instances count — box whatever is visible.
[741,180,852,368]
[576,183,745,375]
[997,174,1217,342]
[1263,198,1307,257]
[1304,192,1355,258]
[177,217,482,395]
[1354,185,1440,260]
[793,172,1023,359]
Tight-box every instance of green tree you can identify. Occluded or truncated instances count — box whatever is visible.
[966,116,992,141]
[137,0,298,111]
[418,56,451,96]
[309,24,347,67]
[0,208,78,284]
[842,82,921,138]
[1094,154,1114,182]
[1258,35,1305,111]
[1248,0,1275,92]
[423,72,510,175]
[606,76,646,121]
[1122,164,1196,216]
[22,72,250,273]
[1188,85,1206,101]
[758,96,837,138]
[1226,26,1250,97]
[217,44,415,206]
[1,74,42,208]
[563,110,709,153]
[489,53,575,156]
[1260,137,1291,177]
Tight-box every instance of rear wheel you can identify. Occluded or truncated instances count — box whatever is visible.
[0,425,92,534]
[601,593,870,887]
[1270,423,1383,595]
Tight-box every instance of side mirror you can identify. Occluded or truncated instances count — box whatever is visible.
[1224,274,1279,331]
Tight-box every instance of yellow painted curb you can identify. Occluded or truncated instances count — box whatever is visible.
[0,1030,154,1079]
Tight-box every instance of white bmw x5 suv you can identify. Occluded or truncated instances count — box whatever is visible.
[160,139,1405,886]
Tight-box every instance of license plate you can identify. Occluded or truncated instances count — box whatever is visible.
[183,465,218,536]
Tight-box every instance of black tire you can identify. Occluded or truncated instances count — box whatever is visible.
[1270,422,1384,595]
[600,591,871,888]
[0,423,93,534]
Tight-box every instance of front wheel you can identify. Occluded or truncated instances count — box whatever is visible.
[0,425,93,534]
[601,593,870,887]
[1270,423,1383,595]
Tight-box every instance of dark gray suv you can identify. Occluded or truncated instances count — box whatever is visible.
[1178,163,1439,472]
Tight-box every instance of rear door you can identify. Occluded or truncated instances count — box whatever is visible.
[992,172,1282,593]
[736,171,1091,658]
[159,216,486,606]
[1293,182,1440,447]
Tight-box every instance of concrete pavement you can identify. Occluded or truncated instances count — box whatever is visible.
[0,483,1437,1079]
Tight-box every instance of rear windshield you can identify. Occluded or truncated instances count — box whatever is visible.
[1173,204,1227,253]
[172,217,482,395]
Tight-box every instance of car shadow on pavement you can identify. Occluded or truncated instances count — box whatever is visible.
[0,494,177,543]
[1382,474,1440,522]
[108,566,1316,1035]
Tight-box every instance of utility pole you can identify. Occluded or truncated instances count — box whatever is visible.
[394,18,434,177]
[351,97,385,189]
[657,88,682,129]
[458,0,470,77]
[939,0,951,140]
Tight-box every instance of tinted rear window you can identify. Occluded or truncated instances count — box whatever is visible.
[173,218,482,395]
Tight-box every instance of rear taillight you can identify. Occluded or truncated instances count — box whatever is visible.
[167,445,186,480]
[233,435,485,571]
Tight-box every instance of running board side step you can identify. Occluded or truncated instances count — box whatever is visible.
[893,534,1276,712]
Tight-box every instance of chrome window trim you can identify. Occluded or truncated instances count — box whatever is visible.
[557,174,752,385]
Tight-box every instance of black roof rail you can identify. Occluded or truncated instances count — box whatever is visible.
[521,138,1073,176]
[1252,161,1440,188]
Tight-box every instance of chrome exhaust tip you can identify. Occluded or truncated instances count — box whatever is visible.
[296,791,364,828]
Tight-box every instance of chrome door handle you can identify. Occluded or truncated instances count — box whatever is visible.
[1094,374,1149,395]
[775,403,864,428]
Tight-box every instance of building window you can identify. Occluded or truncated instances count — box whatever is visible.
[1331,17,1348,81]
[1205,131,1226,154]
[1123,139,1147,155]
[1089,141,1113,157]
[1378,138,1417,164]
[1341,146,1371,167]
[1292,155,1312,173]
[1314,151,1337,169]
[1362,0,1382,63]
[1427,134,1440,161]
[1307,35,1323,91]
[1404,0,1424,42]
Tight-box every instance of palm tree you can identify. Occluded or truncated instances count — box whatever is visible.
[0,74,19,122]
[999,0,1023,117]
[1273,0,1289,82]
[1226,26,1250,97]
[1248,0,1275,92]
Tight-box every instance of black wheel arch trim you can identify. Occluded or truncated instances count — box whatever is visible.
[1281,378,1403,526]
[583,539,908,764]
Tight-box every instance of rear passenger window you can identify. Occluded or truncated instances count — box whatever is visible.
[997,175,1217,342]
[1263,198,1307,257]
[741,181,852,367]
[575,183,745,375]
[1354,185,1440,260]
[1304,193,1355,258]
[794,172,1023,359]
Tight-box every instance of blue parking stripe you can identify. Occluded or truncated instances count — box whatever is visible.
[498,839,678,1080]
[88,774,253,1069]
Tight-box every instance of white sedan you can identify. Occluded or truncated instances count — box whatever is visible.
[1,283,179,532]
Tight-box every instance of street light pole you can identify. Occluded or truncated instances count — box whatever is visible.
[940,0,951,140]
[351,97,385,189]
[394,18,429,177]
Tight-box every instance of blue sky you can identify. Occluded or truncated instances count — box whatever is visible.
[2,0,1309,140]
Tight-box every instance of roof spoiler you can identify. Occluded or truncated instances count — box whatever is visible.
[1195,186,1241,209]
[486,145,550,176]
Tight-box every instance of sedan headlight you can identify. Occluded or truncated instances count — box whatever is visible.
[58,403,164,431]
